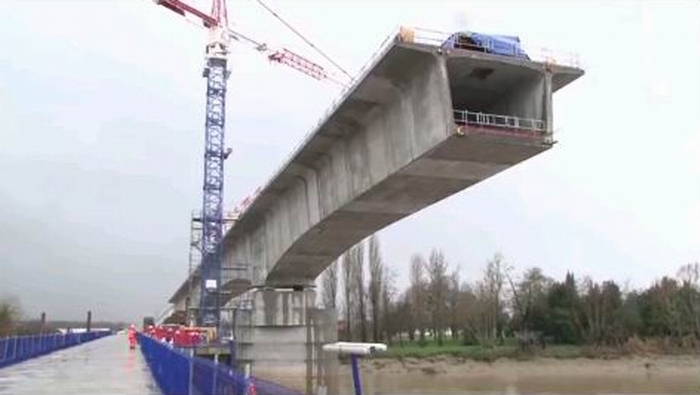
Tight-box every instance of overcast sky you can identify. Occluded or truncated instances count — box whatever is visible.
[1,1,698,323]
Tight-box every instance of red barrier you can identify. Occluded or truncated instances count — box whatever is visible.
[143,325,206,347]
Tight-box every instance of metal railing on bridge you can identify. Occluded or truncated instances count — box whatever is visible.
[0,331,112,369]
[138,334,302,395]
[453,109,547,137]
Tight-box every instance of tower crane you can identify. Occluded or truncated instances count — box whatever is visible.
[153,0,344,330]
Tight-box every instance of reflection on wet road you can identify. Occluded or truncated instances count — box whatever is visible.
[0,334,159,395]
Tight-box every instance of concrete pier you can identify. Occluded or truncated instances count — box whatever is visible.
[230,289,337,394]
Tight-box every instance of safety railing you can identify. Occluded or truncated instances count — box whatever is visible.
[139,333,302,395]
[0,331,112,369]
[453,109,546,133]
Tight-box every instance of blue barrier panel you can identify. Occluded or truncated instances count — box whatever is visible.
[138,334,303,395]
[191,355,247,395]
[0,331,112,369]
[139,334,190,395]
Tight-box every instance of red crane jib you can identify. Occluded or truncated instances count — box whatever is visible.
[155,0,218,28]
[268,49,327,80]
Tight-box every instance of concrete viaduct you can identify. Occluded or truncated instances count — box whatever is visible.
[170,33,583,312]
[165,30,583,387]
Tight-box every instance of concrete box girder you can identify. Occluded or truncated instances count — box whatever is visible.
[169,39,583,307]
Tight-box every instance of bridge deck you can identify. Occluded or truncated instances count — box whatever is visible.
[0,335,158,395]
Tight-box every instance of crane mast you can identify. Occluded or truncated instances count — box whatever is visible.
[200,52,227,328]
[155,0,231,329]
[199,11,230,329]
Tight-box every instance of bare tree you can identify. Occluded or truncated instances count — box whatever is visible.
[456,281,483,344]
[678,262,700,285]
[393,289,412,346]
[468,253,508,346]
[507,267,551,349]
[342,251,354,340]
[0,295,22,337]
[426,249,449,345]
[580,278,625,345]
[381,267,397,344]
[321,259,339,310]
[368,235,384,342]
[350,242,367,342]
[677,262,700,337]
[446,267,461,340]
[488,253,508,343]
[409,253,427,342]
[472,280,492,345]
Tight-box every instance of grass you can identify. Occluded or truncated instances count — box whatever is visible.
[368,337,700,362]
[377,339,591,362]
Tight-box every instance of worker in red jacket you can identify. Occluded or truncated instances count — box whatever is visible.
[127,324,137,350]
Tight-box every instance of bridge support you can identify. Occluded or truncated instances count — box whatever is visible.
[230,287,338,395]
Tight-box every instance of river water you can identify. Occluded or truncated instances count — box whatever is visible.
[357,374,700,395]
[332,362,700,395]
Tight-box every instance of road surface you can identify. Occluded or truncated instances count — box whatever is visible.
[0,334,159,395]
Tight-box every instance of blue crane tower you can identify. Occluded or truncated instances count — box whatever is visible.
[199,51,228,327]
[154,0,232,329]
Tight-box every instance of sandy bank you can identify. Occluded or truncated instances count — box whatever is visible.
[366,354,699,377]
[256,355,700,394]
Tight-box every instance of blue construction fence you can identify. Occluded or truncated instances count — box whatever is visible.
[138,334,303,395]
[0,331,112,369]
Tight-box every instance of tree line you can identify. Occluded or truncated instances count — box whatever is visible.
[0,296,127,336]
[0,295,22,337]
[320,236,700,350]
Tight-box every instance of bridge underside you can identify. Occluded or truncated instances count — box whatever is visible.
[268,131,548,285]
[169,37,583,308]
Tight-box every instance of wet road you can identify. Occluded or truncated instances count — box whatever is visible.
[0,334,160,395]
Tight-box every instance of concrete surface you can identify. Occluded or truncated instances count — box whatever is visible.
[0,335,158,395]
[228,289,336,395]
[170,37,583,308]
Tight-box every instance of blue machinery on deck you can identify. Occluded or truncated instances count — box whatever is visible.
[138,334,303,395]
[0,331,112,369]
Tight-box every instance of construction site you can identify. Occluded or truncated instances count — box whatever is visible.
[131,0,585,394]
[0,0,586,394]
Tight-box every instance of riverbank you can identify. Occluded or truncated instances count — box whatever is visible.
[365,353,698,376]
[264,354,699,394]
[380,343,586,361]
[356,355,700,394]
[375,338,700,362]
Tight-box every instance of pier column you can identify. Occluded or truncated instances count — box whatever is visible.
[543,70,554,144]
[232,288,337,394]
